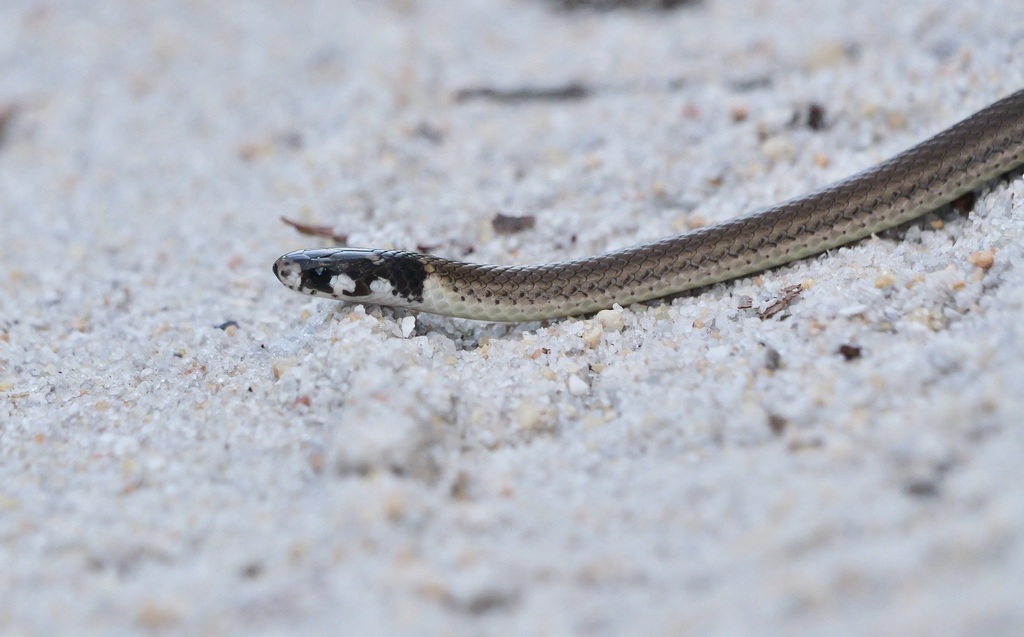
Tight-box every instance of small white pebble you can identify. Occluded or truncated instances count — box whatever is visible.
[400,316,416,338]
[837,304,869,318]
[582,324,603,348]
[596,308,625,331]
[567,375,588,396]
[761,134,796,162]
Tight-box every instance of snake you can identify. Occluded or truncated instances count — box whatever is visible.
[274,88,1024,322]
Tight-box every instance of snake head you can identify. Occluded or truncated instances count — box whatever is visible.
[273,248,427,304]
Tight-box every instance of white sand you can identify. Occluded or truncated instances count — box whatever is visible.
[2,1,1023,635]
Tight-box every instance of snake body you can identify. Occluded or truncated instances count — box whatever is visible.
[274,89,1024,322]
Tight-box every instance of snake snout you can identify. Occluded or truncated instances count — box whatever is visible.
[272,256,302,289]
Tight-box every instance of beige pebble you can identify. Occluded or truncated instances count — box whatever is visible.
[874,271,896,288]
[968,249,995,269]
[906,307,945,331]
[135,600,183,629]
[761,134,797,162]
[808,40,849,69]
[582,324,603,348]
[596,307,624,331]
[516,401,546,430]
[272,358,296,380]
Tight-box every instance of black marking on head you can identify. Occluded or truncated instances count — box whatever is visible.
[363,251,427,302]
[280,249,427,303]
[302,267,335,295]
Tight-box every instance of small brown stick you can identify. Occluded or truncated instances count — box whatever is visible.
[280,217,349,244]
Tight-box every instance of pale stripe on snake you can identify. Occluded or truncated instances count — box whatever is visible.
[274,89,1024,322]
